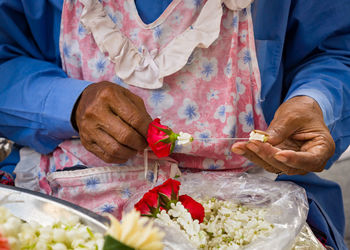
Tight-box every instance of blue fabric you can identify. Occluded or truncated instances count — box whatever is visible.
[0,1,349,248]
[277,173,347,249]
[135,0,173,24]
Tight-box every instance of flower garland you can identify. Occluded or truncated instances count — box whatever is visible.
[134,179,274,249]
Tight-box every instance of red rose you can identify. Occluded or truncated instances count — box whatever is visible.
[154,179,181,207]
[134,191,160,217]
[147,118,178,158]
[0,233,10,250]
[179,195,205,223]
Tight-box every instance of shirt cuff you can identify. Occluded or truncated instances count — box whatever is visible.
[43,77,92,140]
[285,87,334,129]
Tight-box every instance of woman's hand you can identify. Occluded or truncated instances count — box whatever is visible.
[74,81,152,163]
[231,96,335,175]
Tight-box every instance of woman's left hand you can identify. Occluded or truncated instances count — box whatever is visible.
[231,96,335,175]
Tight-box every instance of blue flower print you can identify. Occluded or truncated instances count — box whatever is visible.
[232,16,238,28]
[153,26,163,39]
[185,0,202,9]
[223,116,237,137]
[121,188,132,199]
[239,104,254,132]
[85,177,100,190]
[224,59,232,78]
[194,130,212,146]
[203,159,224,170]
[243,50,251,64]
[63,42,71,58]
[148,87,174,114]
[49,164,56,173]
[105,7,124,28]
[78,23,86,38]
[87,53,110,78]
[238,48,251,71]
[214,105,233,123]
[147,171,155,182]
[207,88,219,101]
[100,204,115,213]
[196,58,218,81]
[178,98,200,124]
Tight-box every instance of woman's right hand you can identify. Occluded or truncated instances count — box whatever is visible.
[73,81,152,163]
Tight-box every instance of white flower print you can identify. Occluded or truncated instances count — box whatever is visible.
[223,12,239,31]
[196,57,218,82]
[153,23,171,46]
[239,30,248,43]
[235,77,246,101]
[224,58,232,78]
[194,130,212,146]
[195,121,209,130]
[224,148,233,160]
[239,104,254,132]
[184,0,202,9]
[171,11,184,25]
[214,105,233,123]
[176,74,192,90]
[178,98,200,125]
[174,141,193,154]
[202,158,224,170]
[123,1,136,20]
[105,6,124,29]
[207,88,219,101]
[129,28,140,42]
[223,116,237,137]
[62,35,81,68]
[147,85,174,115]
[87,52,110,79]
[78,22,87,38]
[238,48,252,71]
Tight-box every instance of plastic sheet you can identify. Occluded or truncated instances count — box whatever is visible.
[126,171,309,250]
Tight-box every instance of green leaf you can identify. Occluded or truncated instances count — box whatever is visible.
[103,235,135,250]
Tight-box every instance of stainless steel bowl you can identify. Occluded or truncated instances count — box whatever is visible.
[0,184,108,233]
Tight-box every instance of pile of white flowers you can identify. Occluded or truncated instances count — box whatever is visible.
[0,206,104,250]
[156,198,274,250]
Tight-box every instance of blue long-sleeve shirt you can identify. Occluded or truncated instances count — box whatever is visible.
[0,0,350,171]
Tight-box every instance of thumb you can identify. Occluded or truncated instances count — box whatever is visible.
[265,118,297,146]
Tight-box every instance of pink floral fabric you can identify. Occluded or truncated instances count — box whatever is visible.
[36,0,267,217]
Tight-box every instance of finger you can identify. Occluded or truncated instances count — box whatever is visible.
[80,134,129,164]
[232,142,282,173]
[83,129,137,163]
[266,119,296,146]
[245,141,311,175]
[110,92,151,137]
[100,115,147,151]
[274,149,327,172]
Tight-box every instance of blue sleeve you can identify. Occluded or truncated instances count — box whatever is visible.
[283,0,350,167]
[0,0,91,154]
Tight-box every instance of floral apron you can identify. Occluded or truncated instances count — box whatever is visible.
[17,0,267,218]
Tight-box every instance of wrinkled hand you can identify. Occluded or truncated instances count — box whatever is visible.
[231,96,335,175]
[74,81,152,163]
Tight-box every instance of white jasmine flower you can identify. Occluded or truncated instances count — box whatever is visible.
[177,132,194,145]
[249,130,268,142]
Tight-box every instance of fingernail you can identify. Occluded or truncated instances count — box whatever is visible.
[246,143,259,153]
[275,154,287,163]
[232,147,245,155]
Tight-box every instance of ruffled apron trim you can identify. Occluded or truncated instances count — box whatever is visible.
[79,0,253,89]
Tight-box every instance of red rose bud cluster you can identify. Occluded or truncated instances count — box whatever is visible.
[146,118,179,158]
[134,179,205,223]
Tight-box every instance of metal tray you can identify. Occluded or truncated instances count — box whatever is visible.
[0,184,108,234]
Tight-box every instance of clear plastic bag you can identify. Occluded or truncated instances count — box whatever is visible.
[125,171,309,250]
